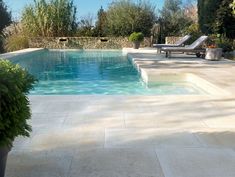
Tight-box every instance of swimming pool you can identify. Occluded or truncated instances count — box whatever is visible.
[12,50,206,95]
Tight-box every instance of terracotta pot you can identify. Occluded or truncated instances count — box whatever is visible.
[133,42,140,49]
[0,146,11,177]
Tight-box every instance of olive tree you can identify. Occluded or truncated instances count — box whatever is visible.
[160,0,192,35]
[158,0,192,42]
[106,0,156,36]
[21,0,77,37]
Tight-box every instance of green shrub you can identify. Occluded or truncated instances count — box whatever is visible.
[0,60,36,147]
[4,34,29,52]
[217,41,233,53]
[129,32,144,42]
[214,36,234,53]
[22,0,77,37]
[183,23,202,45]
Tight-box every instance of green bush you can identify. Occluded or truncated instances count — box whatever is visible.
[4,34,29,52]
[214,36,234,53]
[0,60,36,147]
[129,32,144,42]
[183,23,202,44]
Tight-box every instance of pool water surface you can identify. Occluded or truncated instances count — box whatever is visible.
[13,50,206,95]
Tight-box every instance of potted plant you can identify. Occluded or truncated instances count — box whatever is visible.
[0,60,36,177]
[129,32,144,49]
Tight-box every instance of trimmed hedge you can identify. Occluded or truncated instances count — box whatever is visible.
[0,60,36,147]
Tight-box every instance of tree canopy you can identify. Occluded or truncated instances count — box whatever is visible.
[0,0,11,32]
[158,0,192,42]
[105,0,156,36]
[94,6,107,37]
[198,0,235,39]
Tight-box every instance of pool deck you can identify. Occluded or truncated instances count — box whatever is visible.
[4,48,235,177]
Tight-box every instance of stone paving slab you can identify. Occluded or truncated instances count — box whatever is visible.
[156,148,235,177]
[193,129,235,148]
[6,149,73,177]
[69,148,165,177]
[124,112,206,129]
[105,128,202,148]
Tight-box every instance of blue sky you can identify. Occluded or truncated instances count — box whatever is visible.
[5,0,165,20]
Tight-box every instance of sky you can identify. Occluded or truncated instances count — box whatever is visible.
[5,0,166,21]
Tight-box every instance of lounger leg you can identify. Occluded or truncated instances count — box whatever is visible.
[168,51,171,58]
[157,48,161,54]
[165,52,168,58]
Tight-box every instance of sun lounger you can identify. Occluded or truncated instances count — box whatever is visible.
[161,36,208,58]
[153,35,191,53]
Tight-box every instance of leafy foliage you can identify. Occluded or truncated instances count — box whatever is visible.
[198,0,235,39]
[0,0,11,53]
[21,0,77,37]
[0,0,11,32]
[182,23,202,44]
[129,32,144,42]
[198,0,221,34]
[106,0,155,36]
[94,6,107,37]
[214,0,235,39]
[3,23,29,52]
[4,35,29,52]
[215,36,234,52]
[77,14,94,37]
[158,0,192,43]
[0,60,36,147]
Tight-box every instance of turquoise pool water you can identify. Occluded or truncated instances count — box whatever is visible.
[13,50,204,95]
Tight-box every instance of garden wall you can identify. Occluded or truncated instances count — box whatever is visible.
[29,37,151,49]
[165,37,183,44]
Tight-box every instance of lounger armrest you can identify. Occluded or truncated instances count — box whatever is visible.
[161,47,190,51]
[153,44,180,48]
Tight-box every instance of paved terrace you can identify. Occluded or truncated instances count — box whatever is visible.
[4,48,235,177]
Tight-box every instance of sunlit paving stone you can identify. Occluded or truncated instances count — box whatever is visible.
[156,148,235,177]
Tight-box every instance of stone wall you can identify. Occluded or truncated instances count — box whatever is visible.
[165,36,183,44]
[29,37,151,49]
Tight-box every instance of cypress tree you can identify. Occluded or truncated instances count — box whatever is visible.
[215,0,235,39]
[198,0,221,34]
[95,6,107,37]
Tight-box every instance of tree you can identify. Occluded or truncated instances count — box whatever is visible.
[0,0,11,32]
[94,6,107,37]
[198,0,221,34]
[183,0,198,23]
[21,0,77,37]
[159,0,192,41]
[214,0,235,39]
[77,14,94,37]
[106,0,155,36]
[0,0,11,53]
